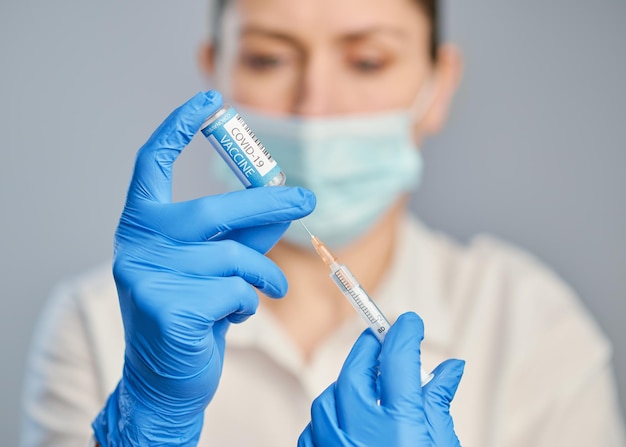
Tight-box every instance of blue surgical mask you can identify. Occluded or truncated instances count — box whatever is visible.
[211,107,424,249]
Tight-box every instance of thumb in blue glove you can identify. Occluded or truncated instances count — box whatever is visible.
[422,359,465,446]
[298,312,464,447]
[92,91,316,446]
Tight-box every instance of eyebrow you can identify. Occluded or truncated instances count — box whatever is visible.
[340,27,408,43]
[240,27,300,46]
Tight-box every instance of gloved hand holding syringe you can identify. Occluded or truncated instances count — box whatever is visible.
[201,99,432,387]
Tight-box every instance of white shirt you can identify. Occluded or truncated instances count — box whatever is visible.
[20,216,626,447]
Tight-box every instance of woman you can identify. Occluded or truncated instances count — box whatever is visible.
[21,0,625,446]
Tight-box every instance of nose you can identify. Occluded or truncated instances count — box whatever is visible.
[291,51,338,117]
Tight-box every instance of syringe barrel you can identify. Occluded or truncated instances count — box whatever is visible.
[329,264,391,342]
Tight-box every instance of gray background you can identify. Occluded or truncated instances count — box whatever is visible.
[1,0,624,445]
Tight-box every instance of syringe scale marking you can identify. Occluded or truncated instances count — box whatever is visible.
[334,270,378,324]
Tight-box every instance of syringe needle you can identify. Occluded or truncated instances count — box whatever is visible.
[298,220,337,266]
[310,237,338,267]
[298,220,314,238]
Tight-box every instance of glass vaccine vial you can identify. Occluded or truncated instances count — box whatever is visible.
[200,105,286,188]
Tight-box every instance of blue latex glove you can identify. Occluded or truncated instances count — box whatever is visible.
[298,312,464,447]
[92,91,316,446]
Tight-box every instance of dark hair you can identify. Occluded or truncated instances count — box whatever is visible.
[419,0,439,61]
[211,0,439,61]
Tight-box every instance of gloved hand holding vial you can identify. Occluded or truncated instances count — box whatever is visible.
[92,91,316,446]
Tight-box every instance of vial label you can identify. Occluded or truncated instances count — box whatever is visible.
[201,107,281,188]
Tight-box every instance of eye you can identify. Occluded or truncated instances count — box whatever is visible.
[241,54,286,71]
[352,58,385,73]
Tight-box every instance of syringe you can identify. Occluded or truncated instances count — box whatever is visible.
[299,221,432,386]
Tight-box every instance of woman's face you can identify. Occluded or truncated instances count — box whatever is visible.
[213,0,435,117]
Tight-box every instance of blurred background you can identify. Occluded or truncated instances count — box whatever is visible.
[1,0,624,444]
